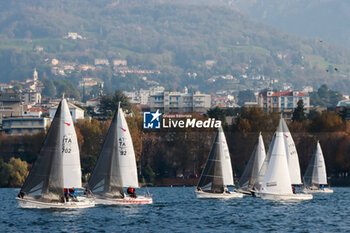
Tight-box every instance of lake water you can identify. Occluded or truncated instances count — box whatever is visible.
[1,187,349,232]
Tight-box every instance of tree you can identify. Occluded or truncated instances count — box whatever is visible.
[207,107,226,124]
[6,158,28,187]
[42,78,57,97]
[310,84,342,107]
[0,158,9,187]
[237,90,256,106]
[292,100,306,122]
[99,90,131,117]
[309,112,344,132]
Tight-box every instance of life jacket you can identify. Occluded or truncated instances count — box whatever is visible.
[127,187,134,194]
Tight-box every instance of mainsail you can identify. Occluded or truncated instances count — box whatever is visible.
[253,132,276,191]
[304,141,328,186]
[88,103,139,197]
[280,118,302,185]
[260,128,293,195]
[20,101,64,202]
[218,127,234,186]
[197,128,233,193]
[239,132,266,191]
[61,99,82,188]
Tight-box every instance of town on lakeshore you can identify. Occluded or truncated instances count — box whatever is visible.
[1,67,349,191]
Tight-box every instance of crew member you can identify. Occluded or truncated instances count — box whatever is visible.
[127,187,137,198]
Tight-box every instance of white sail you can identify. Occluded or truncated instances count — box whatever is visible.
[61,99,82,188]
[218,127,234,186]
[253,132,275,191]
[117,107,139,188]
[260,130,293,195]
[256,133,266,172]
[312,142,327,184]
[239,132,266,190]
[280,118,302,185]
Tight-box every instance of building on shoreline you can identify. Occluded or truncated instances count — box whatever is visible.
[2,116,50,135]
[149,89,211,114]
[258,90,310,119]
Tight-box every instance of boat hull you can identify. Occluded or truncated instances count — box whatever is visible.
[260,192,313,201]
[235,188,254,196]
[195,190,243,199]
[95,195,153,205]
[302,188,334,194]
[16,196,95,209]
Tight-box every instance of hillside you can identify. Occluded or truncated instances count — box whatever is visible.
[0,0,350,94]
[229,0,350,49]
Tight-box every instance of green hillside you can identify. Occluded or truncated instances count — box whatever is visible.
[0,0,350,94]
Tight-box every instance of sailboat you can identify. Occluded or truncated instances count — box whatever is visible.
[259,124,312,201]
[251,132,276,196]
[302,141,333,193]
[280,118,303,186]
[195,127,243,199]
[87,103,152,205]
[237,132,266,195]
[16,100,95,208]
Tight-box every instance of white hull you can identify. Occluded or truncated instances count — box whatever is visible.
[195,190,243,199]
[95,195,153,205]
[302,187,334,194]
[260,192,313,201]
[17,196,95,209]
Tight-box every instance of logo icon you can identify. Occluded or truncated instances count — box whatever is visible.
[143,110,161,129]
[64,122,71,126]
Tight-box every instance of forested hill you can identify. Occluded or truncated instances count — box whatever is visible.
[0,0,350,93]
[229,0,350,49]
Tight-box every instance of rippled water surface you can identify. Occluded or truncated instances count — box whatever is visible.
[1,187,349,232]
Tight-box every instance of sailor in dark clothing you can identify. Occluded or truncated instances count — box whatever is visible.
[68,187,77,201]
[64,188,69,201]
[17,191,25,199]
[127,187,137,198]
[292,186,296,194]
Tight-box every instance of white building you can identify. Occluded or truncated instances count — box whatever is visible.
[49,102,84,122]
[94,59,109,66]
[2,116,50,135]
[149,90,211,114]
[21,90,41,105]
[258,90,310,119]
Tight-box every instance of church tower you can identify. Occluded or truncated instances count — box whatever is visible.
[33,68,38,81]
